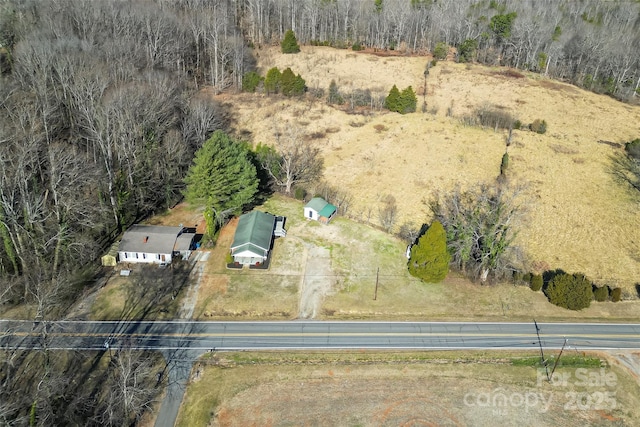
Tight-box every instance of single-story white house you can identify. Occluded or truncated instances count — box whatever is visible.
[230,211,277,267]
[304,197,337,224]
[118,225,196,265]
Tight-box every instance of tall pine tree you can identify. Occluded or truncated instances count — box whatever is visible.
[385,85,401,112]
[408,220,450,283]
[281,29,300,53]
[184,130,258,237]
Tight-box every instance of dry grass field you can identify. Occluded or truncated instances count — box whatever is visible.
[175,351,640,427]
[225,46,640,291]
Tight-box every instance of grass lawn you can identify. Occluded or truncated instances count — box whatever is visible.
[189,193,640,322]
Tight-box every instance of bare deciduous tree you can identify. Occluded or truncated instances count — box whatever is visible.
[258,126,324,195]
[429,182,525,283]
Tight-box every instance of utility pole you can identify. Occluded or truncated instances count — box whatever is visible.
[549,338,568,381]
[374,267,379,300]
[534,319,549,380]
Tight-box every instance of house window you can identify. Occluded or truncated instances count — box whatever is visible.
[308,210,313,218]
[157,254,161,260]
[142,253,146,259]
[135,253,139,259]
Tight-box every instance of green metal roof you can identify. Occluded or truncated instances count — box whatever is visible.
[318,203,337,218]
[231,211,275,252]
[305,197,329,212]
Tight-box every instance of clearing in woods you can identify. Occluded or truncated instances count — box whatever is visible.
[224,46,640,291]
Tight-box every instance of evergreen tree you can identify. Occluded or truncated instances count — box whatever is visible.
[384,85,401,112]
[183,130,258,237]
[242,71,262,92]
[408,220,450,283]
[399,86,417,113]
[281,29,300,53]
[264,67,281,94]
[280,67,305,96]
[544,273,593,310]
[458,39,478,63]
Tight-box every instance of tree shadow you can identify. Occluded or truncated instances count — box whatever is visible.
[608,153,640,197]
[118,261,192,322]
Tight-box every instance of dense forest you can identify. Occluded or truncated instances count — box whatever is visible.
[0,0,639,318]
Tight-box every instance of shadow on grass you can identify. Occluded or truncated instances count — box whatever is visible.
[118,261,193,322]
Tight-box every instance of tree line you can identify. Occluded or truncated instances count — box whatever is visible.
[237,0,639,100]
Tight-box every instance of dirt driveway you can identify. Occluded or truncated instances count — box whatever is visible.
[298,244,333,319]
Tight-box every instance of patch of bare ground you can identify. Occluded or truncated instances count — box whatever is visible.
[222,45,640,291]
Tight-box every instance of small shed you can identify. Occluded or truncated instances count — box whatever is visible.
[101,242,120,267]
[304,197,337,224]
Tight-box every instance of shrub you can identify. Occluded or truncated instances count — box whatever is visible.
[544,273,593,310]
[294,187,307,200]
[328,80,344,104]
[281,29,300,53]
[384,85,401,112]
[399,86,417,113]
[346,88,373,109]
[458,39,478,63]
[530,274,543,291]
[280,67,305,96]
[476,105,515,130]
[529,119,547,134]
[433,42,448,60]
[513,120,522,130]
[522,273,532,284]
[385,85,417,114]
[610,287,623,302]
[242,71,262,93]
[625,138,640,160]
[351,41,364,51]
[264,67,281,94]
[593,285,608,302]
[225,251,233,264]
[408,220,451,283]
[500,152,509,175]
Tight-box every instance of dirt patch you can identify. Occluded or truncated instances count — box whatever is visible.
[298,245,334,319]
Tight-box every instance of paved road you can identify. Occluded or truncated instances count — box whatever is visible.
[3,320,639,427]
[2,320,640,351]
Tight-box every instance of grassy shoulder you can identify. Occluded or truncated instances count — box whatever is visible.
[176,350,640,427]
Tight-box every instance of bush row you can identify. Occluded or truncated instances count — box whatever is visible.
[515,270,623,309]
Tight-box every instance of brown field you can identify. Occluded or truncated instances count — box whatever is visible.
[175,351,640,427]
[225,46,640,290]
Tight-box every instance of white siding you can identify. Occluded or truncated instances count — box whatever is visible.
[118,251,172,264]
[304,207,319,221]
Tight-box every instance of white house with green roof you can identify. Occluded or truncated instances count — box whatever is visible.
[230,211,276,266]
[304,197,337,224]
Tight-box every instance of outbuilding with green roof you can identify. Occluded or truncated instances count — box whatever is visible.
[304,197,337,224]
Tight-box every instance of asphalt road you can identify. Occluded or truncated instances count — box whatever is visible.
[2,320,640,351]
